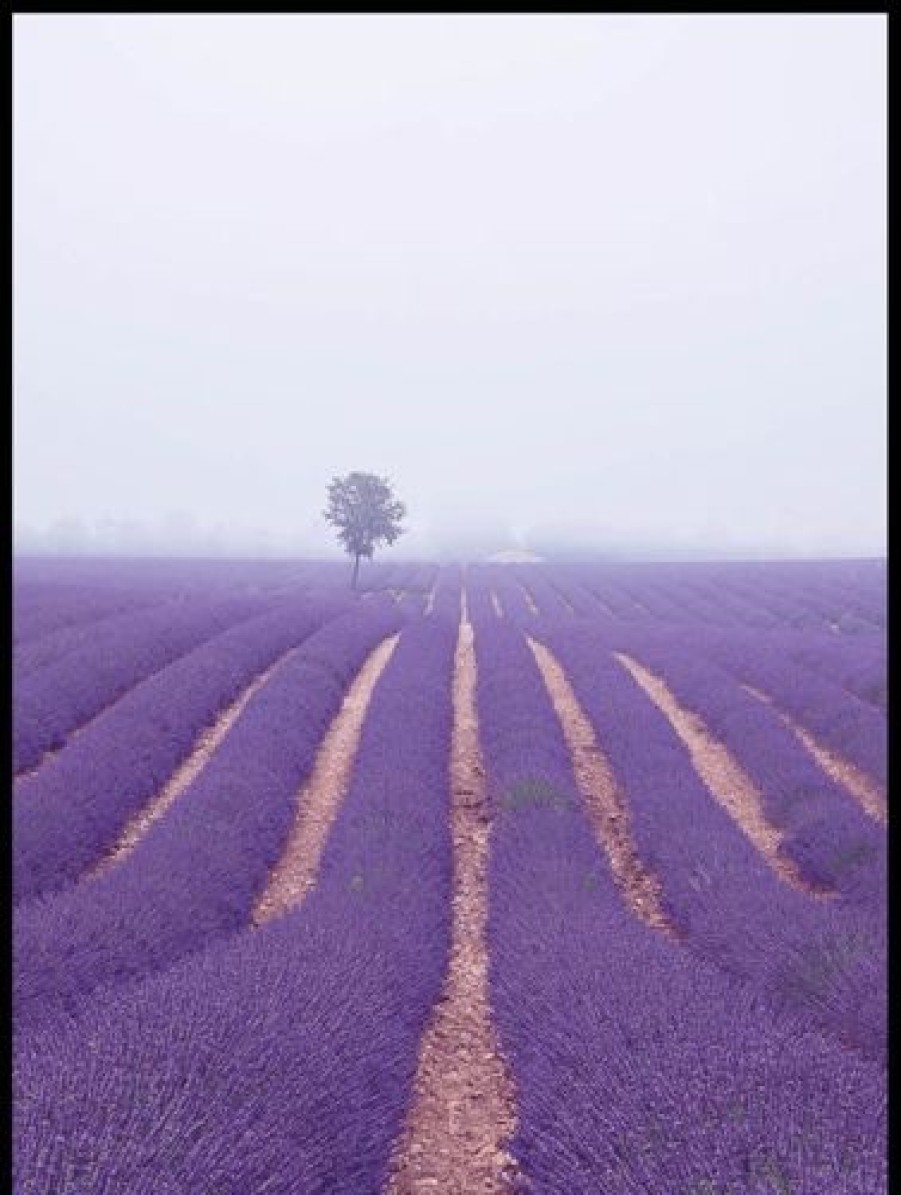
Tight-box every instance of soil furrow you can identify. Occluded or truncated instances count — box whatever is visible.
[528,638,676,936]
[89,653,294,879]
[615,653,829,897]
[252,634,400,925]
[741,684,886,826]
[384,606,519,1195]
[519,583,539,616]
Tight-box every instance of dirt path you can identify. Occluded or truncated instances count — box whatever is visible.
[528,639,676,936]
[615,653,829,897]
[384,605,519,1195]
[89,653,292,879]
[252,634,400,925]
[741,684,886,826]
[519,583,539,616]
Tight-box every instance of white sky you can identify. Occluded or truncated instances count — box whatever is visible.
[13,14,886,557]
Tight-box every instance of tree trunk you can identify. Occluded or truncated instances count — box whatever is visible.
[351,553,361,590]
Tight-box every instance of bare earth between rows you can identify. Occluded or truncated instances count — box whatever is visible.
[14,650,192,785]
[90,651,295,879]
[527,637,676,937]
[66,609,847,1188]
[385,615,519,1195]
[252,634,400,925]
[740,683,886,826]
[519,584,539,616]
[615,653,830,898]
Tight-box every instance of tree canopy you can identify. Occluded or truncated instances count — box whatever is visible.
[323,472,406,587]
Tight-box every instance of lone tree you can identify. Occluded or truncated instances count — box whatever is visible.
[323,471,406,589]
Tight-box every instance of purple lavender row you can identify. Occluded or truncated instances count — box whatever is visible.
[589,622,886,904]
[426,563,462,618]
[652,569,799,629]
[473,617,884,1193]
[581,572,679,623]
[673,559,883,632]
[581,603,887,771]
[681,578,776,627]
[617,562,833,632]
[385,561,440,596]
[14,593,226,680]
[715,574,833,632]
[551,565,643,620]
[531,620,885,1060]
[676,624,887,787]
[574,572,648,621]
[415,562,441,595]
[15,617,455,1194]
[530,570,583,616]
[602,570,701,623]
[356,562,393,593]
[612,565,801,630]
[248,560,356,591]
[14,594,350,907]
[670,568,784,629]
[386,562,439,601]
[824,564,885,626]
[396,591,426,616]
[538,562,885,722]
[13,593,274,774]
[490,570,535,623]
[548,580,601,618]
[741,572,841,624]
[544,570,622,619]
[600,565,736,621]
[581,564,809,630]
[617,574,723,625]
[756,564,885,630]
[510,567,574,618]
[355,559,416,594]
[464,566,500,623]
[13,555,343,595]
[662,573,766,626]
[774,628,886,710]
[707,568,855,635]
[15,602,404,1031]
[13,580,165,646]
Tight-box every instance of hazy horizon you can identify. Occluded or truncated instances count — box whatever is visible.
[14,15,886,561]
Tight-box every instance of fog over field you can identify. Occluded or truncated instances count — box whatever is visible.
[14,14,885,560]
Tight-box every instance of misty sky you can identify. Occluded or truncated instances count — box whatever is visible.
[14,14,886,557]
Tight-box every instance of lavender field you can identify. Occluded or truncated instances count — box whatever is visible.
[13,555,887,1194]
